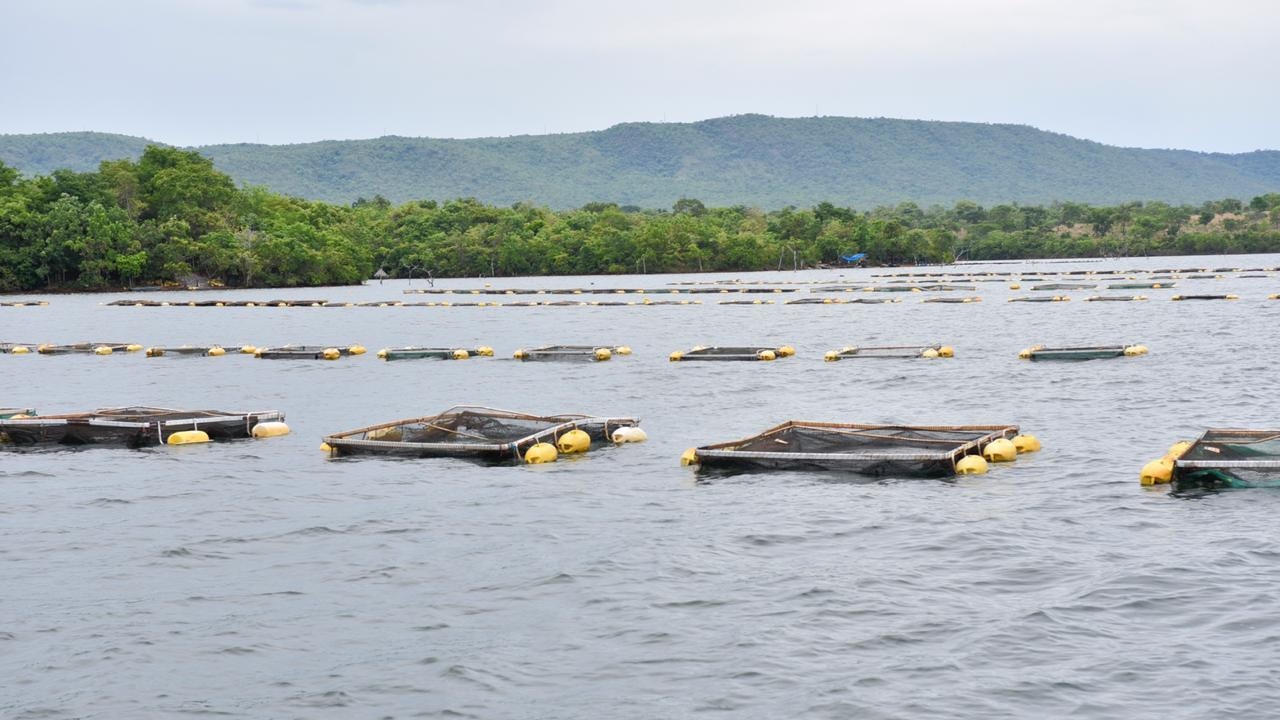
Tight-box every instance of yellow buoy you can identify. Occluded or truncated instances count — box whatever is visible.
[251,421,290,438]
[476,346,494,357]
[145,347,163,357]
[320,441,333,453]
[921,348,940,359]
[321,347,341,360]
[1009,283,1021,290]
[1226,294,1239,300]
[669,351,684,362]
[1018,347,1034,360]
[348,345,366,355]
[246,302,256,307]
[983,437,1018,463]
[166,430,211,445]
[277,302,288,308]
[614,346,632,356]
[757,349,777,361]
[93,346,114,355]
[955,454,989,475]
[1012,434,1042,453]
[776,345,796,357]
[1166,440,1193,459]
[513,349,528,360]
[452,348,470,360]
[10,346,29,354]
[611,426,648,444]
[207,346,226,356]
[241,345,257,354]
[524,442,558,464]
[937,345,955,358]
[824,350,839,362]
[1123,345,1148,356]
[593,347,612,361]
[1139,457,1174,486]
[377,348,388,359]
[124,344,142,352]
[556,429,591,454]
[680,447,700,466]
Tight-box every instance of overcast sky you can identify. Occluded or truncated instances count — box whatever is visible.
[3,0,1277,152]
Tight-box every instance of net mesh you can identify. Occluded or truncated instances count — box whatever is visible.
[731,425,993,457]
[360,408,579,445]
[1175,431,1280,489]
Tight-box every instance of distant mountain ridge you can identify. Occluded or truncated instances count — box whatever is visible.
[2,115,1278,209]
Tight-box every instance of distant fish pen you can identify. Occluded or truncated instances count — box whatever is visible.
[1032,283,1096,290]
[255,345,367,360]
[669,345,795,362]
[0,406,286,447]
[322,405,642,463]
[1171,295,1239,301]
[145,345,228,357]
[1008,296,1069,303]
[1084,295,1148,302]
[37,342,142,355]
[1018,344,1148,361]
[823,344,953,361]
[377,346,494,361]
[512,345,631,361]
[682,421,1025,477]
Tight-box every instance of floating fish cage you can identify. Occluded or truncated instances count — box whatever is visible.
[685,421,1019,477]
[1084,295,1148,302]
[1171,294,1238,301]
[37,342,142,355]
[145,345,228,357]
[512,345,630,361]
[1018,344,1148,361]
[0,300,48,307]
[921,296,981,304]
[1031,283,1096,291]
[378,346,494,361]
[718,300,776,305]
[1158,430,1280,491]
[1108,282,1170,289]
[322,405,641,462]
[255,345,366,359]
[1008,296,1069,303]
[823,344,953,361]
[0,343,38,354]
[669,345,795,362]
[0,407,34,419]
[0,406,285,447]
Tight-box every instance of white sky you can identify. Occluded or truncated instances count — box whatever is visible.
[3,0,1277,152]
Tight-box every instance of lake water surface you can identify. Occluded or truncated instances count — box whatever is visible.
[4,256,1280,719]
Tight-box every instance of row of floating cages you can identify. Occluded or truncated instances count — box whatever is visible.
[873,266,1277,278]
[0,300,49,307]
[1142,430,1280,491]
[1017,344,1148,361]
[109,298,708,308]
[402,287,795,295]
[0,407,35,419]
[0,406,289,447]
[668,345,796,362]
[321,405,646,464]
[3,342,146,355]
[680,421,1039,478]
[823,344,954,361]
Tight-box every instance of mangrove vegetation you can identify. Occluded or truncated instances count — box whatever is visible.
[1,146,1279,291]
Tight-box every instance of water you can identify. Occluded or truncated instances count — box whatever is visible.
[3,256,1280,719]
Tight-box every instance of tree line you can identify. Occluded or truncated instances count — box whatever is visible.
[1,145,1278,291]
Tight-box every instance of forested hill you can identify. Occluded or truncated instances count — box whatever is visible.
[3,115,1279,208]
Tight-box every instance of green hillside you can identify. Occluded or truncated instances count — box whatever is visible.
[2,115,1278,208]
